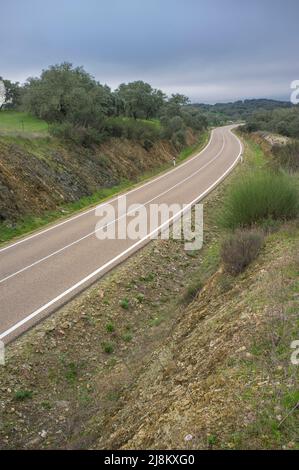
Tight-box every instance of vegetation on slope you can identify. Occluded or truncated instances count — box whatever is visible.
[1,63,207,147]
[190,99,293,126]
[0,128,209,243]
[0,131,298,450]
[0,62,210,241]
[0,111,48,136]
[243,105,299,138]
[219,171,298,229]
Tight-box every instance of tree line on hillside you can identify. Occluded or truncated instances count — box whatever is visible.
[243,106,299,138]
[0,63,207,147]
[191,99,294,126]
[2,63,296,146]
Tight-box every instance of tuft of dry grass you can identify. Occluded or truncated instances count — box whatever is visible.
[221,229,264,275]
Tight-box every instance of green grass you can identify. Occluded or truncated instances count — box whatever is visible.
[105,322,115,333]
[106,390,121,401]
[14,389,33,401]
[0,110,48,135]
[119,298,129,310]
[102,342,115,354]
[135,293,145,303]
[181,275,203,303]
[149,314,165,327]
[177,130,209,163]
[64,362,79,383]
[0,129,210,246]
[122,332,133,342]
[181,242,220,304]
[112,116,161,130]
[218,171,299,229]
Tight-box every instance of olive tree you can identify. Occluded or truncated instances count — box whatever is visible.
[115,81,165,119]
[22,62,113,127]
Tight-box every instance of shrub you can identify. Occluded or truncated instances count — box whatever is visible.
[102,342,114,354]
[65,362,78,383]
[181,277,203,304]
[171,129,186,149]
[221,229,264,275]
[272,142,299,172]
[143,138,154,151]
[122,333,133,342]
[136,293,145,303]
[219,171,299,229]
[14,389,33,401]
[120,298,129,309]
[105,322,115,333]
[49,122,105,147]
[104,117,160,142]
[161,115,185,140]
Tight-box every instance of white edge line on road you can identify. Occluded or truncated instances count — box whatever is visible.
[0,129,242,341]
[0,133,226,283]
[0,128,216,253]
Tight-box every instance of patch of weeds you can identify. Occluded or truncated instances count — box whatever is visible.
[126,281,136,289]
[207,434,217,447]
[181,276,203,304]
[105,322,115,333]
[149,315,164,327]
[186,250,198,258]
[120,298,129,309]
[122,332,133,342]
[259,217,281,234]
[84,313,96,326]
[221,229,264,275]
[79,390,92,406]
[58,352,68,364]
[282,390,299,409]
[106,390,121,402]
[218,273,234,293]
[250,340,268,357]
[136,293,145,303]
[106,357,117,368]
[103,299,110,305]
[200,242,220,277]
[14,390,33,401]
[218,170,299,229]
[102,342,115,354]
[139,272,155,282]
[41,401,52,410]
[65,362,79,383]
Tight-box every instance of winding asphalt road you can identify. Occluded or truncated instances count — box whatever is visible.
[0,125,242,343]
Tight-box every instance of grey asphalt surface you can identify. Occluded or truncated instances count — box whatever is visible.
[0,125,242,343]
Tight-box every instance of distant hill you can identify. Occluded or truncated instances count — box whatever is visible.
[189,99,293,124]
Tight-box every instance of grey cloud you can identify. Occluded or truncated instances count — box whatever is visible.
[1,0,298,102]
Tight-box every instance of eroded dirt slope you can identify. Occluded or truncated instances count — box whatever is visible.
[0,133,196,223]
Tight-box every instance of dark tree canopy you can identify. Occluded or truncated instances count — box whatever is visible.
[7,62,209,146]
[115,81,166,120]
[22,62,113,127]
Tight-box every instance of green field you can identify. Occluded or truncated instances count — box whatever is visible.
[0,110,48,135]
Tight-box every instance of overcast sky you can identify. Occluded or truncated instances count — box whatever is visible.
[1,0,298,103]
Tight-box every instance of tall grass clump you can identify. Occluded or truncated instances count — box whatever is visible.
[272,142,299,172]
[219,171,299,229]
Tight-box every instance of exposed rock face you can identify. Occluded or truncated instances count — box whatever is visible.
[0,133,196,223]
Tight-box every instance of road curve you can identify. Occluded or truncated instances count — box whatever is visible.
[0,125,242,343]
